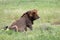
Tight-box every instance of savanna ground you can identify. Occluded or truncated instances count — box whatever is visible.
[0,0,60,40]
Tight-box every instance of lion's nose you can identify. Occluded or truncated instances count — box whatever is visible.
[37,16,40,19]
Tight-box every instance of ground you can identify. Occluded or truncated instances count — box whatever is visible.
[0,0,60,40]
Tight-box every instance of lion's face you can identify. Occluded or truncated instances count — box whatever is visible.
[28,9,40,20]
[21,9,40,20]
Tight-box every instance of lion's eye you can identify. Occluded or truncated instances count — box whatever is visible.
[33,12,35,14]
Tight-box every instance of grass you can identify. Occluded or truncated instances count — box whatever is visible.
[0,25,60,40]
[0,0,60,40]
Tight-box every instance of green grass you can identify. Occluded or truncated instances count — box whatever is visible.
[0,0,60,40]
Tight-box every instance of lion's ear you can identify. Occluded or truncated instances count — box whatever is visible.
[28,11,33,17]
[26,11,32,17]
[32,9,37,14]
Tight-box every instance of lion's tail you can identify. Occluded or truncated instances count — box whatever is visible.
[4,26,8,30]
